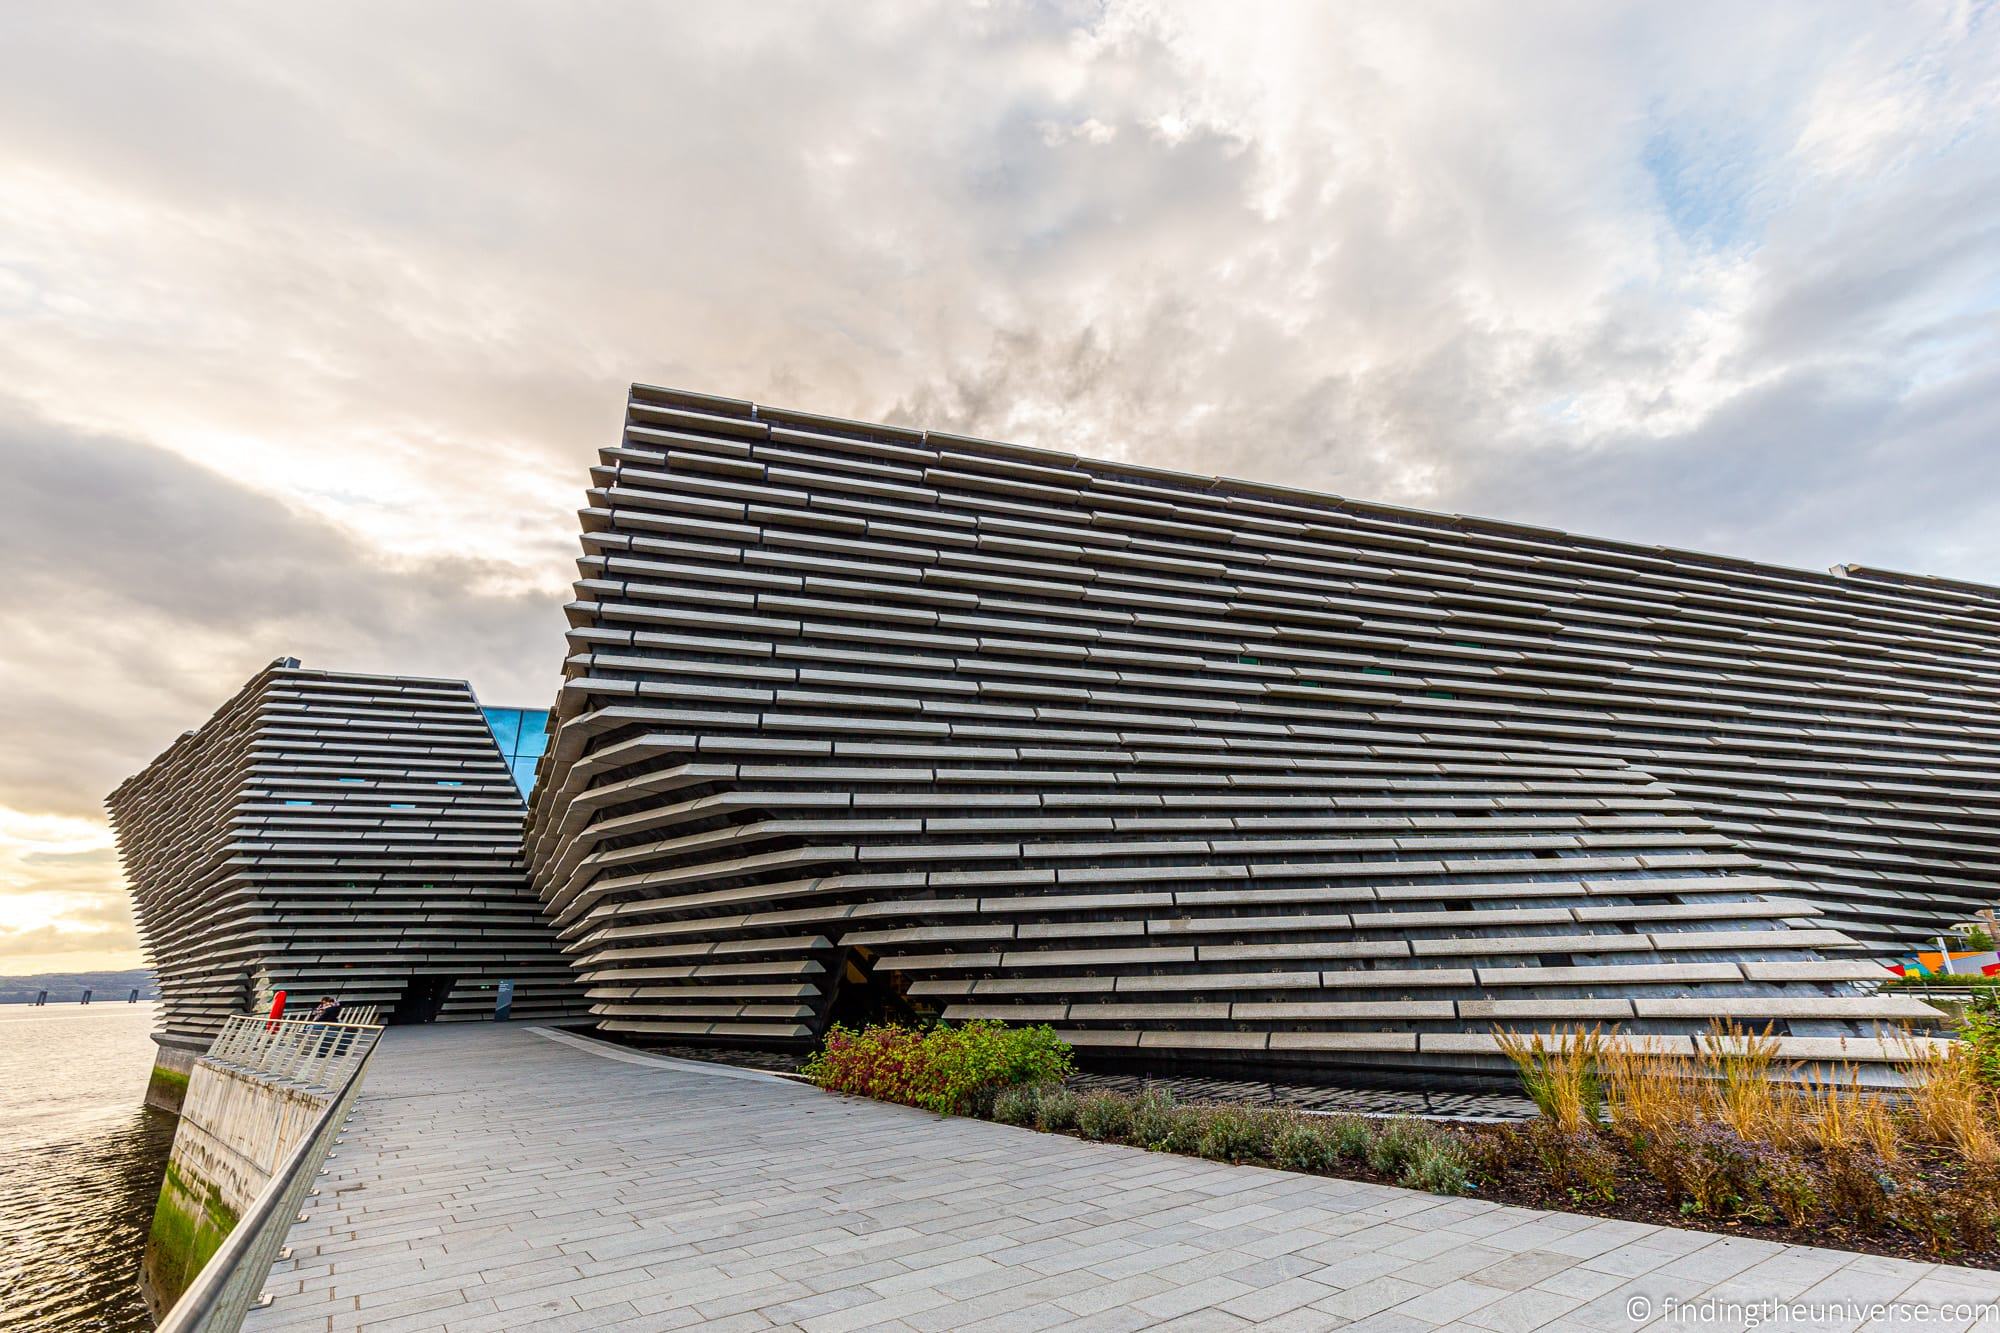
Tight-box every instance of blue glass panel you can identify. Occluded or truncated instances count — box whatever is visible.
[510,756,538,797]
[516,718,550,758]
[482,706,522,753]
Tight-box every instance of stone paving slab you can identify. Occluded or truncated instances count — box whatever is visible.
[243,1025,1998,1333]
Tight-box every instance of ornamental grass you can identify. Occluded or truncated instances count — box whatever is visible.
[1482,1016,2000,1260]
[1493,1026,1605,1130]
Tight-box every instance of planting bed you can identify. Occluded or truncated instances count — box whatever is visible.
[799,1013,2000,1269]
[1462,1132,1998,1267]
[970,1080,2000,1269]
[1068,1069,1534,1121]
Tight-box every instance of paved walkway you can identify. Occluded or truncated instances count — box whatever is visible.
[246,1026,1998,1333]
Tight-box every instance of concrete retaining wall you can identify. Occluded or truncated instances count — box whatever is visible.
[145,1039,203,1115]
[141,1059,328,1318]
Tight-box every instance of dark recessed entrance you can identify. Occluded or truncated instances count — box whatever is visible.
[824,947,919,1030]
[390,975,456,1025]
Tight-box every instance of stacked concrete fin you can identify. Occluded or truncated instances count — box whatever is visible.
[111,661,586,1044]
[522,384,1966,1081]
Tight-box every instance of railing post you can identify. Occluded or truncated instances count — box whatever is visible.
[204,1016,384,1093]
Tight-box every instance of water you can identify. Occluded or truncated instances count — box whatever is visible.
[0,1002,175,1332]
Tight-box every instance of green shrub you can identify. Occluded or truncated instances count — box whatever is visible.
[1888,1160,2000,1248]
[1821,1146,1891,1228]
[1961,990,2000,1089]
[1128,1088,1180,1148]
[801,1021,1074,1115]
[1526,1121,1620,1203]
[1077,1091,1134,1142]
[1270,1117,1337,1173]
[1943,1169,2000,1255]
[1757,1154,1819,1228]
[1462,1126,1530,1187]
[1159,1106,1209,1155]
[1197,1106,1270,1162]
[992,1084,1039,1126]
[1401,1133,1472,1196]
[1365,1118,1429,1175]
[1673,1123,1763,1216]
[1326,1114,1375,1164]
[1035,1086,1080,1131]
[1887,1186,1959,1257]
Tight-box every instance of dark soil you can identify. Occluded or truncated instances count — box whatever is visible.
[1448,1131,1998,1269]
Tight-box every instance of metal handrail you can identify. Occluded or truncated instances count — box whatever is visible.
[155,1029,379,1333]
[203,1015,380,1094]
[1889,983,1995,1007]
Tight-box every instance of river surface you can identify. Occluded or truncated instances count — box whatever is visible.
[0,1002,174,1332]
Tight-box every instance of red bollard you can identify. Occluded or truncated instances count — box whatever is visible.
[267,989,288,1032]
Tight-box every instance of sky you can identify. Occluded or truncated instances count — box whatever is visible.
[1,0,1997,975]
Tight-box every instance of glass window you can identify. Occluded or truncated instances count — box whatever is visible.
[482,706,523,752]
[481,705,552,797]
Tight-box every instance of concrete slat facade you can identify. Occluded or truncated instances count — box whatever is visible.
[111,659,586,1045]
[521,384,1968,1082]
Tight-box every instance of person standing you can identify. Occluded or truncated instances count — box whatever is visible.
[307,993,346,1058]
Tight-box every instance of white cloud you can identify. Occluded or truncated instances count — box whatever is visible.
[1,0,1997,964]
[0,808,132,971]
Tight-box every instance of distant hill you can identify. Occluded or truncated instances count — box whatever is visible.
[0,968,159,1004]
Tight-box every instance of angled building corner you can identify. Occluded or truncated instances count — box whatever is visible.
[520,383,1975,1085]
[110,658,586,1090]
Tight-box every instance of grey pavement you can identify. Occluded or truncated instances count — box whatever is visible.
[244,1025,1999,1333]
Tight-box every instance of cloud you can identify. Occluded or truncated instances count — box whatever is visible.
[0,406,565,818]
[1465,360,2000,576]
[0,810,132,972]
[0,406,565,966]
[1,0,1997,962]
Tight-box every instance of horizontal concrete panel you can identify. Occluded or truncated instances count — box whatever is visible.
[516,384,1978,1080]
[112,662,586,1044]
